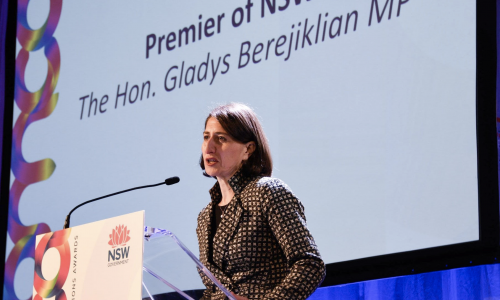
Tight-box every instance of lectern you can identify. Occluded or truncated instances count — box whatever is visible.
[32,211,235,300]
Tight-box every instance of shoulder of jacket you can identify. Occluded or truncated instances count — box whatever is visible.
[239,176,288,194]
[239,177,295,209]
[254,177,293,195]
[197,202,212,220]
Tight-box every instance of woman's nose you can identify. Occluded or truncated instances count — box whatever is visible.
[204,136,216,153]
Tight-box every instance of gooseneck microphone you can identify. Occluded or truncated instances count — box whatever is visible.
[63,176,180,229]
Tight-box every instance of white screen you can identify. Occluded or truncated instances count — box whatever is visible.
[9,0,478,293]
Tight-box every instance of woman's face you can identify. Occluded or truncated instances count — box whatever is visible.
[202,117,253,181]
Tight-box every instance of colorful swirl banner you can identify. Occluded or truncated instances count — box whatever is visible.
[33,229,71,300]
[4,0,62,299]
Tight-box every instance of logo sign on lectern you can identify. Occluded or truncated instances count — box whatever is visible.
[32,211,144,300]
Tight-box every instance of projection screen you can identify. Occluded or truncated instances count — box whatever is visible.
[5,0,479,296]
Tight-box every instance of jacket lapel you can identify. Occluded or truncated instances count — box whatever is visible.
[213,197,243,269]
[208,171,253,270]
[198,202,213,267]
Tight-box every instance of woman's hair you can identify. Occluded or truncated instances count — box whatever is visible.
[200,103,273,177]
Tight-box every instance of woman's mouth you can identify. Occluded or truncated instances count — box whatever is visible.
[206,158,218,165]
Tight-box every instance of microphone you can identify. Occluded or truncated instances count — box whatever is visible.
[63,176,180,229]
[165,176,180,185]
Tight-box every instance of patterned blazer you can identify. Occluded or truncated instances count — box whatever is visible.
[196,171,325,300]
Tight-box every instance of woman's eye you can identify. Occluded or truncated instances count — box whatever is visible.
[203,135,209,140]
[218,136,227,142]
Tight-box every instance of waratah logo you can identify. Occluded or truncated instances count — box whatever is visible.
[108,225,131,248]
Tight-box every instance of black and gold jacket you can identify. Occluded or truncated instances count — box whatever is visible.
[196,171,325,300]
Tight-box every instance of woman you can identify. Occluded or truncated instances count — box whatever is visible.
[197,103,325,300]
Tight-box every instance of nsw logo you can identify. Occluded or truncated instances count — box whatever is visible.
[108,225,131,262]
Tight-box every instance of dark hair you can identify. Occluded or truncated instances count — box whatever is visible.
[200,103,273,177]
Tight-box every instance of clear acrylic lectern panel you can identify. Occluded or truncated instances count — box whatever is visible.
[142,226,236,300]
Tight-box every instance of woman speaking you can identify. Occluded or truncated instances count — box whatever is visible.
[197,103,325,300]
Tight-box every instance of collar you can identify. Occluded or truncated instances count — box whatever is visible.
[208,169,254,204]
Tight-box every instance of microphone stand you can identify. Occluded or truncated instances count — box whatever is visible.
[63,177,179,229]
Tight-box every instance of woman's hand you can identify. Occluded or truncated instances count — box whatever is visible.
[231,292,249,300]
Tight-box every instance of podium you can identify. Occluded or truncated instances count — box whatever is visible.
[32,211,236,300]
[142,226,235,300]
